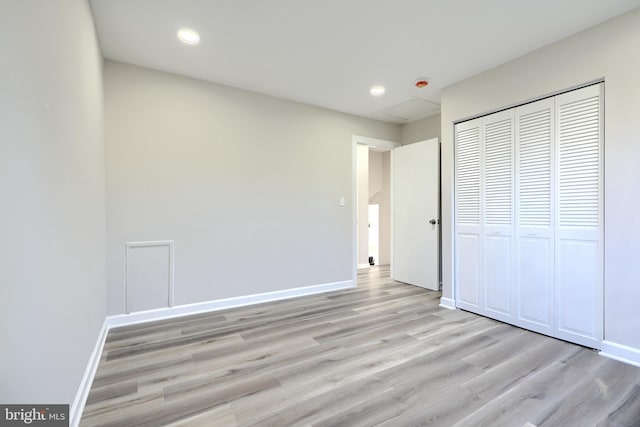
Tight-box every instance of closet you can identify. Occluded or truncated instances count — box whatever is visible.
[454,83,603,349]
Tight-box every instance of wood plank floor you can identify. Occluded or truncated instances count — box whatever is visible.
[81,266,640,426]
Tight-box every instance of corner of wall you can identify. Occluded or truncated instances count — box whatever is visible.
[70,320,110,427]
[600,341,640,368]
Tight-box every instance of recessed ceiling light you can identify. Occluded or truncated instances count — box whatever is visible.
[370,85,385,96]
[177,28,200,45]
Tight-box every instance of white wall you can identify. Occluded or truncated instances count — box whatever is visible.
[0,0,106,404]
[441,8,640,357]
[105,61,399,314]
[368,151,391,265]
[368,150,383,198]
[400,114,441,145]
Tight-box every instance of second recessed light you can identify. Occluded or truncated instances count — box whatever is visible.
[370,85,385,96]
[177,28,200,45]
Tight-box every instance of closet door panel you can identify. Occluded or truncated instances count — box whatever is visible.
[517,237,553,329]
[556,240,599,342]
[485,235,512,316]
[455,119,483,311]
[483,111,515,320]
[457,233,481,307]
[515,98,555,333]
[554,84,603,347]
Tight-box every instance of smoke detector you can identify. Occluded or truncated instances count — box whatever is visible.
[414,78,429,88]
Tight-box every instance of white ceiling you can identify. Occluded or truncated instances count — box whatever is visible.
[89,0,640,124]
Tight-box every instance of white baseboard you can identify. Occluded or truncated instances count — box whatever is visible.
[439,297,456,310]
[600,340,640,367]
[357,263,370,269]
[70,320,109,427]
[107,279,355,329]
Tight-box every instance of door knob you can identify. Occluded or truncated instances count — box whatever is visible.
[429,219,437,225]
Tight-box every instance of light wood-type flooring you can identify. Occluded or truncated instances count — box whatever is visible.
[81,266,640,426]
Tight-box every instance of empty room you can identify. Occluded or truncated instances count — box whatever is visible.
[2,1,640,426]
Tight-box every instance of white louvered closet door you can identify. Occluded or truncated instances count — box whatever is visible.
[455,118,482,312]
[454,83,603,349]
[554,84,603,348]
[483,110,515,322]
[515,98,555,336]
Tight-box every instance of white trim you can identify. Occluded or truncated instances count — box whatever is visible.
[389,149,395,280]
[439,297,456,310]
[107,279,354,329]
[69,320,109,427]
[453,79,605,126]
[124,240,175,314]
[600,340,640,367]
[353,135,401,151]
[352,140,358,285]
[352,135,400,286]
[447,120,457,306]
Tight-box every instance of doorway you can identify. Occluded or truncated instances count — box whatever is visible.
[352,135,441,291]
[359,148,390,268]
[353,137,398,279]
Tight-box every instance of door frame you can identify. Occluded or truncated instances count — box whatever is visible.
[352,135,400,285]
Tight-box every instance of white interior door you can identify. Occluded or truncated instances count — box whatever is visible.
[483,110,515,323]
[515,98,555,335]
[393,138,440,291]
[554,84,603,348]
[455,120,482,309]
